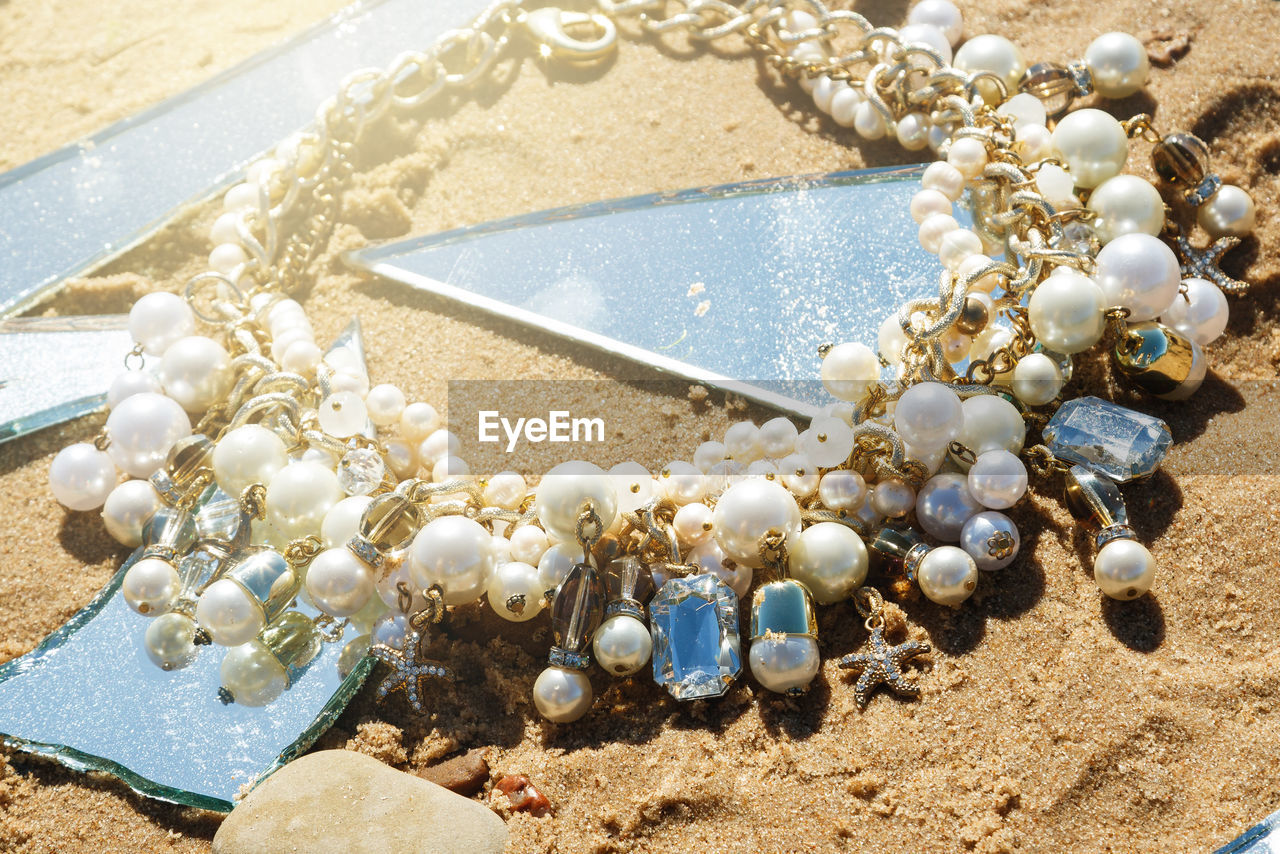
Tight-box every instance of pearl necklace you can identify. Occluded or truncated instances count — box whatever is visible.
[44,0,1254,721]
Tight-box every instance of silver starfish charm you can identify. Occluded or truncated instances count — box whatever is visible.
[1170,227,1249,295]
[838,625,930,708]
[370,623,452,712]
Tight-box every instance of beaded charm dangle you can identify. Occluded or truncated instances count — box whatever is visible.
[593,555,655,677]
[838,587,931,708]
[370,584,452,712]
[747,531,821,696]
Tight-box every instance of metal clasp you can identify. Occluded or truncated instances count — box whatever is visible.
[522,7,617,62]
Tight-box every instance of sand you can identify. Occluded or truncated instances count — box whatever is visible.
[2,0,1280,851]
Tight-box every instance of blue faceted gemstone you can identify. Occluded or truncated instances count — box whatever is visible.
[1042,396,1172,483]
[649,573,741,701]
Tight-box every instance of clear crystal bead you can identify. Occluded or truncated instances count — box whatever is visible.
[1043,396,1172,483]
[649,573,741,701]
[194,486,250,549]
[337,448,385,496]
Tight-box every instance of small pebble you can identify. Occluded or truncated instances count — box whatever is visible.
[492,774,552,817]
[417,747,489,796]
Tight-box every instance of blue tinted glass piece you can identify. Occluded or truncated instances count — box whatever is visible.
[1043,396,1173,483]
[649,573,741,701]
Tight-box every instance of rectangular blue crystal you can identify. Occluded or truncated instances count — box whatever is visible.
[649,574,741,701]
[1042,396,1173,482]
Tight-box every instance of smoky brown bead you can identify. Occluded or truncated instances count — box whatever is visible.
[1152,132,1211,187]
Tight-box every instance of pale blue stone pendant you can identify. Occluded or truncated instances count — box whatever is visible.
[649,573,741,701]
[1042,396,1173,483]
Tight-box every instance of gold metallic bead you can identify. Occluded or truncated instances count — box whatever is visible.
[749,579,818,641]
[1152,132,1211,188]
[1064,465,1129,531]
[1112,320,1206,400]
[955,295,990,336]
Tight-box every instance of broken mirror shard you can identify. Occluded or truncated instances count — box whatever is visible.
[0,0,496,318]
[347,165,965,416]
[649,573,741,701]
[0,316,132,445]
[1042,396,1173,482]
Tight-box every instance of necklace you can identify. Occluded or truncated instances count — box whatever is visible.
[40,0,1253,727]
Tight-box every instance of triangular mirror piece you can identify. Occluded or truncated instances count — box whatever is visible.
[347,165,965,416]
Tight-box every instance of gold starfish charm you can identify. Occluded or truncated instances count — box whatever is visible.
[1170,225,1249,295]
[838,624,931,709]
[370,623,452,712]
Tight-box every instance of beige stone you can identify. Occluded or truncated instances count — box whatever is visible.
[212,750,507,854]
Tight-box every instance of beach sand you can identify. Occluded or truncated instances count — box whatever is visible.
[3,0,1280,851]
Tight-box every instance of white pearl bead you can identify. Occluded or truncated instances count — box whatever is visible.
[916,473,982,541]
[785,10,818,32]
[1084,32,1150,99]
[510,524,549,566]
[49,442,118,511]
[821,342,880,402]
[108,368,164,409]
[746,460,778,478]
[918,212,959,253]
[749,636,820,694]
[997,92,1047,128]
[896,111,931,151]
[898,23,952,65]
[938,228,983,270]
[484,471,528,510]
[818,470,866,512]
[1011,352,1064,406]
[399,402,441,441]
[321,495,372,548]
[128,292,195,355]
[958,394,1025,455]
[940,327,969,364]
[266,460,342,539]
[758,417,799,459]
[960,510,1020,571]
[878,312,909,365]
[102,479,159,546]
[1199,184,1256,239]
[418,428,460,467]
[364,383,406,426]
[305,547,374,617]
[104,392,191,478]
[608,461,654,513]
[724,421,763,463]
[1087,175,1166,244]
[894,381,963,451]
[409,515,496,605]
[917,545,978,606]
[433,456,471,483]
[280,340,322,375]
[969,323,1013,362]
[487,560,545,622]
[1050,108,1129,189]
[213,424,288,497]
[1028,268,1106,354]
[712,478,802,569]
[1161,277,1229,346]
[659,460,706,505]
[1034,163,1079,208]
[593,614,652,676]
[122,557,180,615]
[533,665,593,722]
[780,453,819,497]
[223,182,259,211]
[910,189,952,225]
[812,76,845,114]
[197,577,265,645]
[209,242,247,275]
[688,539,752,600]
[535,460,617,542]
[853,101,887,140]
[693,442,727,474]
[922,161,966,201]
[158,336,233,413]
[1093,538,1155,599]
[1015,122,1054,163]
[1095,233,1182,322]
[220,642,288,707]
[537,543,577,590]
[210,211,242,246]
[318,390,368,438]
[802,415,855,467]
[144,612,199,671]
[870,479,915,518]
[829,86,863,128]
[954,34,1025,96]
[907,0,963,46]
[966,450,1028,509]
[673,502,714,547]
[789,521,867,604]
[959,253,1003,292]
[384,439,416,479]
